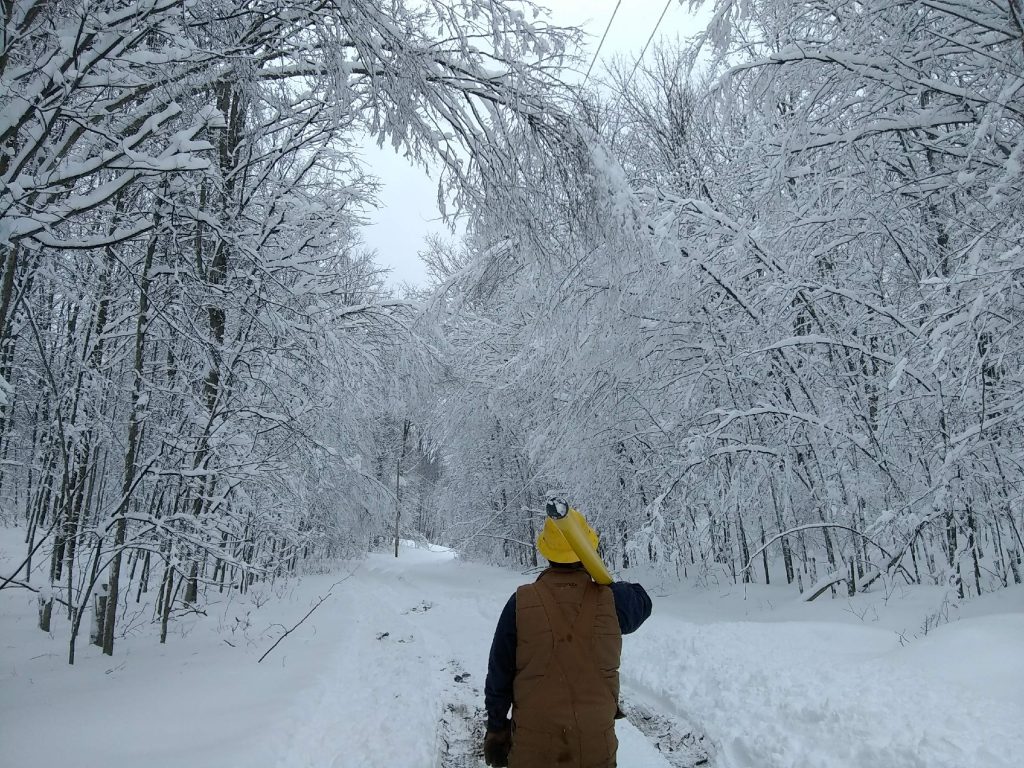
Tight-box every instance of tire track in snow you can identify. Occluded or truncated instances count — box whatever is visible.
[430,661,707,767]
[619,673,718,768]
[620,697,714,767]
[434,658,485,768]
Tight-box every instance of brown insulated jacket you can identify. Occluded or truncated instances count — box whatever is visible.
[509,567,622,768]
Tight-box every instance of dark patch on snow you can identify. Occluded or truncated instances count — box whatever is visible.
[404,600,435,614]
[436,700,487,768]
[621,699,714,767]
[436,659,486,767]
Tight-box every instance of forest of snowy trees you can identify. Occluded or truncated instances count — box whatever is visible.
[1,0,1022,663]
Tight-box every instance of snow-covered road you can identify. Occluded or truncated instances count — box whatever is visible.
[2,537,1022,768]
[272,545,695,767]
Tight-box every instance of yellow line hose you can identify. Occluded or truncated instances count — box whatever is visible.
[551,508,614,585]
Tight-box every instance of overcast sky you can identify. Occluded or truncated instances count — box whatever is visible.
[360,0,710,289]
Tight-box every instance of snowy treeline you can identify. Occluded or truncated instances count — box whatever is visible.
[414,0,1024,598]
[2,0,1022,662]
[0,0,576,660]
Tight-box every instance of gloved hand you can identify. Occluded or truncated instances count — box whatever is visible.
[483,725,511,767]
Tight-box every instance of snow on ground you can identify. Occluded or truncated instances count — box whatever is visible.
[1,529,1022,768]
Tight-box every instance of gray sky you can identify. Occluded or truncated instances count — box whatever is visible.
[360,0,710,289]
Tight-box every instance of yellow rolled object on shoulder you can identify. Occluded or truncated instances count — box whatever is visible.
[543,505,614,585]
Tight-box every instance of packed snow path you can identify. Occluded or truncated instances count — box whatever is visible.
[2,537,1022,768]
[273,546,706,768]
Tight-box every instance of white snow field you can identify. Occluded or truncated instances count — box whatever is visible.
[2,535,1022,768]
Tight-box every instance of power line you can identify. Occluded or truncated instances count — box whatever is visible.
[621,0,674,94]
[582,0,624,88]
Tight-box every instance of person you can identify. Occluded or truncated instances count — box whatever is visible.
[483,508,652,768]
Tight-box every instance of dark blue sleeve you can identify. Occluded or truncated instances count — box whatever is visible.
[484,593,517,729]
[609,581,652,634]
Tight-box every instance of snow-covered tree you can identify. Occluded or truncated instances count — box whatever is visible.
[0,0,581,660]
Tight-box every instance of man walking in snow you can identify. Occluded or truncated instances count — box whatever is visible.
[483,507,652,767]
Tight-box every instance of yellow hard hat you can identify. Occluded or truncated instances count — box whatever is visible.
[537,508,599,563]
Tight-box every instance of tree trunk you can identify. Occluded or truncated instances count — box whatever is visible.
[770,478,794,584]
[393,419,410,557]
[736,511,751,584]
[760,516,770,585]
[0,245,19,350]
[37,595,53,632]
[102,222,158,656]
[967,502,982,596]
[91,584,108,646]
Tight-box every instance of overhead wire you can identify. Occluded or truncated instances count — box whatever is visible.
[582,0,624,88]
[620,0,675,95]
